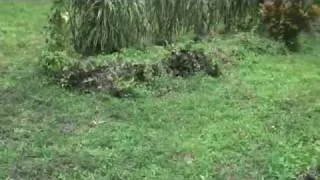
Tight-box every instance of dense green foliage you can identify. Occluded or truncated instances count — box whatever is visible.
[44,0,319,58]
[260,0,320,51]
[49,0,261,55]
[67,0,148,55]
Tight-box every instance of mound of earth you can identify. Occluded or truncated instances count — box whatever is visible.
[57,49,220,97]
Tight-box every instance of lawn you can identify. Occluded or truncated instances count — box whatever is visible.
[0,1,319,180]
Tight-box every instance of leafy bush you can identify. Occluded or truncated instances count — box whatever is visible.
[40,50,78,76]
[45,0,69,52]
[259,0,320,51]
[41,0,76,76]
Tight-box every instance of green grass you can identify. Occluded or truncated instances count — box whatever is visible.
[1,1,320,180]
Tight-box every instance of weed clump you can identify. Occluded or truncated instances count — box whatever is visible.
[41,48,220,98]
[162,49,220,77]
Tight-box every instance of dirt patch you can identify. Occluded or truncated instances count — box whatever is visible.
[59,61,150,98]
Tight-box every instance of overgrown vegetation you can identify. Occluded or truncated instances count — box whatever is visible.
[41,48,220,98]
[1,1,320,179]
[41,0,296,96]
[40,0,320,95]
[44,0,261,56]
[163,49,220,78]
[67,0,148,55]
[260,0,320,51]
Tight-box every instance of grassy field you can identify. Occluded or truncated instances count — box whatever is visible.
[1,1,320,180]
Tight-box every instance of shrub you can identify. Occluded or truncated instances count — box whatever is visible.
[40,51,70,75]
[41,0,76,76]
[45,0,69,52]
[259,0,320,51]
